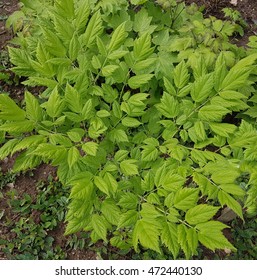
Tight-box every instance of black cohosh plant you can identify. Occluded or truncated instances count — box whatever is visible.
[0,0,257,259]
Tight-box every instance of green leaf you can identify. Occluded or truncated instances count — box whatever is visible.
[133,219,160,253]
[114,150,129,162]
[108,22,127,52]
[109,129,129,143]
[101,199,121,226]
[103,172,118,195]
[122,117,141,127]
[199,105,230,122]
[128,74,153,89]
[45,87,64,118]
[209,122,237,137]
[174,188,199,211]
[69,33,80,61]
[120,159,138,176]
[67,147,80,168]
[65,84,81,113]
[190,73,213,103]
[133,32,154,61]
[218,190,244,220]
[118,210,139,228]
[185,204,220,225]
[0,94,26,121]
[156,92,179,118]
[25,91,43,122]
[154,163,167,188]
[173,61,190,89]
[82,142,99,156]
[133,58,157,72]
[197,222,236,251]
[12,135,45,155]
[13,151,41,172]
[118,193,138,209]
[177,224,192,259]
[94,176,110,196]
[74,0,90,33]
[81,99,93,120]
[0,120,34,133]
[0,139,19,160]
[102,65,119,77]
[141,145,159,162]
[219,184,245,196]
[161,222,179,259]
[81,10,102,49]
[91,214,108,242]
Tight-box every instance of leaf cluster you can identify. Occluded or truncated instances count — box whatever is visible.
[0,0,257,259]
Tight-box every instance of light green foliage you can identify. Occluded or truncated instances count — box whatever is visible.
[1,0,257,259]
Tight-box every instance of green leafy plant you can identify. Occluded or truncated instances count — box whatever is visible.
[0,0,257,259]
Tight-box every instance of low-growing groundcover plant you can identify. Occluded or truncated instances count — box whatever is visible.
[0,0,257,259]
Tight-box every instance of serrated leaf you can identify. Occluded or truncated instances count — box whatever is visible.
[122,117,141,127]
[101,199,120,226]
[173,61,190,89]
[0,94,26,121]
[103,172,118,195]
[133,219,160,253]
[108,22,127,52]
[185,204,220,225]
[82,142,99,156]
[69,33,80,61]
[197,223,236,252]
[102,65,119,77]
[219,90,246,100]
[161,222,179,259]
[81,10,102,49]
[209,122,237,137]
[74,0,90,33]
[218,190,244,220]
[65,84,81,113]
[13,151,41,172]
[133,58,156,72]
[94,176,109,196]
[91,214,108,242]
[174,188,199,211]
[81,99,93,120]
[118,210,139,228]
[12,135,45,155]
[45,87,64,118]
[154,163,167,187]
[219,184,245,196]
[191,73,213,103]
[141,145,158,162]
[118,193,138,209]
[133,32,153,61]
[114,150,129,162]
[177,224,191,259]
[0,139,20,160]
[25,91,43,122]
[108,50,128,60]
[199,105,230,122]
[109,129,128,143]
[67,146,80,168]
[120,159,138,176]
[156,92,179,118]
[0,120,34,133]
[128,74,153,89]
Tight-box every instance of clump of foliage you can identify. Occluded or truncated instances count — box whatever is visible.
[1,178,68,259]
[0,0,257,259]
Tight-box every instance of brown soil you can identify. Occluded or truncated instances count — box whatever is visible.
[0,0,19,50]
